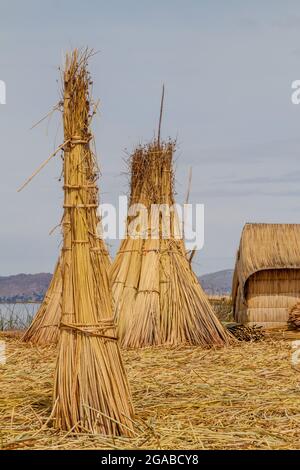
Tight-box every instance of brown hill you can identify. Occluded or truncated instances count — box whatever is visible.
[0,273,52,302]
[198,269,233,295]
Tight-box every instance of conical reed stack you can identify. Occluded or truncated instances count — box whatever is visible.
[52,49,134,435]
[111,140,232,348]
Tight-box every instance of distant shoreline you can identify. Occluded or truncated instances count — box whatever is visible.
[0,301,41,305]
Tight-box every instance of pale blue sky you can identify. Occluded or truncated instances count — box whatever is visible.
[1,0,300,275]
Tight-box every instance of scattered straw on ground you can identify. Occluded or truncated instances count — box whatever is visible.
[0,334,300,449]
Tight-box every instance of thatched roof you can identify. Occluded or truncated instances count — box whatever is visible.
[232,223,300,303]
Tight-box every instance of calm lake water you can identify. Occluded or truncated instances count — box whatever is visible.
[0,303,40,330]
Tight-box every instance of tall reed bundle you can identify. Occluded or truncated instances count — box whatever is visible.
[52,49,134,435]
[111,139,231,348]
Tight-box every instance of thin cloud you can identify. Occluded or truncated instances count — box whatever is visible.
[221,171,300,186]
[187,139,300,166]
[273,16,300,30]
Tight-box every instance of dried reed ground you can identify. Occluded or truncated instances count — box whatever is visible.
[1,335,300,450]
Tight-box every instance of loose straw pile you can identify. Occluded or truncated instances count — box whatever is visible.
[111,140,232,348]
[48,49,134,435]
[225,323,264,342]
[2,336,299,450]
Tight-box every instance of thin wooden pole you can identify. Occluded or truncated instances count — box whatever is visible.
[157,84,165,146]
[185,166,193,205]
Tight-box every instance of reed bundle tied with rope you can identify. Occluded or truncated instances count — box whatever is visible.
[288,303,300,330]
[111,139,232,348]
[49,50,134,435]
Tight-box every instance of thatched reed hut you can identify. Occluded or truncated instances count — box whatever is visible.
[232,223,300,329]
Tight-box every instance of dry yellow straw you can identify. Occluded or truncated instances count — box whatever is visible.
[51,49,134,435]
[111,140,232,348]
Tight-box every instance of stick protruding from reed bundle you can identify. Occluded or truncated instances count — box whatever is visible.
[157,84,165,146]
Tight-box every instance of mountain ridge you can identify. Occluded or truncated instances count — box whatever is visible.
[0,273,52,302]
[0,269,234,302]
[198,269,233,295]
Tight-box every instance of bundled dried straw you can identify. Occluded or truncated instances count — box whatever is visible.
[46,49,134,435]
[288,303,300,330]
[22,61,111,348]
[111,139,231,348]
